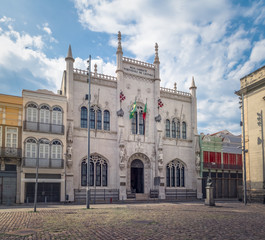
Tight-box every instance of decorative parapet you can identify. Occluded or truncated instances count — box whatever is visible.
[160,87,191,97]
[240,65,265,89]
[73,68,117,82]
[122,57,155,69]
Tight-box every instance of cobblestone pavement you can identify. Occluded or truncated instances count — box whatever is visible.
[0,201,265,240]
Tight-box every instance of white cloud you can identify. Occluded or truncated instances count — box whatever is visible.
[43,22,52,35]
[0,22,64,92]
[73,0,265,134]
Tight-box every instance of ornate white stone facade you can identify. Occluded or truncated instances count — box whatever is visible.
[62,32,200,201]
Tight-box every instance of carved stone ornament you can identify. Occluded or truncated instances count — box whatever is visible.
[155,114,161,122]
[195,153,200,173]
[117,108,124,117]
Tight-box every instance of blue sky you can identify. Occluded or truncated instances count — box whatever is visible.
[1,0,265,135]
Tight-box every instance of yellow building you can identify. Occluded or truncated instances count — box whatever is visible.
[236,65,265,203]
[0,94,23,204]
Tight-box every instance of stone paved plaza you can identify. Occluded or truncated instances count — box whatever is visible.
[0,201,265,240]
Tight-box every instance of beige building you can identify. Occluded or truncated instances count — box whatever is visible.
[236,65,265,203]
[20,89,67,203]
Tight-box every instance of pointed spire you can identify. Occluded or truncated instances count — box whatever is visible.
[65,44,74,61]
[189,76,197,89]
[154,43,160,64]
[116,31,123,54]
[174,82,177,92]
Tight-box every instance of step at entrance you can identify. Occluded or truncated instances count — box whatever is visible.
[135,193,149,200]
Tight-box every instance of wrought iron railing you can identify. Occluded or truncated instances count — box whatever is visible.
[22,158,64,169]
[0,147,22,158]
[23,121,64,134]
[203,162,242,170]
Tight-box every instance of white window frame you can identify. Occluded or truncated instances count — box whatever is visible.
[40,105,50,124]
[26,139,37,158]
[52,107,62,125]
[5,127,18,148]
[51,141,62,159]
[27,104,38,122]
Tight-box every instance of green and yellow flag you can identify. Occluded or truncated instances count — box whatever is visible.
[130,100,137,119]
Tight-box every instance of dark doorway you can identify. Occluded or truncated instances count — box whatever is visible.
[25,183,60,203]
[131,159,144,193]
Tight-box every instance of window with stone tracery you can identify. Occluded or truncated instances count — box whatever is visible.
[131,105,145,135]
[165,119,170,137]
[166,160,185,187]
[81,154,108,187]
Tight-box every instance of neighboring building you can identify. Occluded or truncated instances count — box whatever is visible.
[199,130,242,199]
[20,89,67,203]
[235,65,265,203]
[0,94,23,204]
[61,32,200,202]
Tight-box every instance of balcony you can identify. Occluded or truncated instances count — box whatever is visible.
[24,121,64,134]
[203,162,242,170]
[23,158,64,169]
[0,147,22,158]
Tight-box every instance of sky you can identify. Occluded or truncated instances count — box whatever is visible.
[1,0,265,135]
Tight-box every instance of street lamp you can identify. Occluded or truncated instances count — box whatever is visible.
[239,94,247,205]
[34,139,40,212]
[86,55,91,209]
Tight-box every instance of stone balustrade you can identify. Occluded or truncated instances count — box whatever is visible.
[73,68,117,81]
[160,87,191,97]
[122,57,155,69]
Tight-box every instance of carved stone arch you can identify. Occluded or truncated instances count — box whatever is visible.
[51,105,64,113]
[166,158,187,168]
[25,101,38,109]
[127,152,151,194]
[39,103,51,110]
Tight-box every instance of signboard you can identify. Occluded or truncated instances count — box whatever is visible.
[123,63,155,79]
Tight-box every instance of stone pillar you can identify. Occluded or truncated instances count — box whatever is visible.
[205,186,215,206]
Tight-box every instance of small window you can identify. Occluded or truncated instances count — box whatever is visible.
[131,112,137,134]
[81,107,87,128]
[166,160,185,188]
[90,108,95,129]
[97,109,102,130]
[182,122,187,139]
[104,110,110,131]
[139,112,144,135]
[172,120,176,138]
[39,139,49,159]
[166,120,170,137]
[177,120,180,139]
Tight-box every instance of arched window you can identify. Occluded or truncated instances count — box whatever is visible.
[39,139,49,159]
[104,110,110,131]
[172,119,176,138]
[97,109,102,130]
[81,154,108,187]
[51,140,62,159]
[90,108,95,129]
[25,138,37,158]
[177,120,180,139]
[182,121,187,139]
[166,160,185,187]
[40,105,50,123]
[52,107,62,125]
[131,105,144,135]
[27,103,38,122]
[166,119,170,137]
[81,107,87,128]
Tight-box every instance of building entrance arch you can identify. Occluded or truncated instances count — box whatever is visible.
[127,153,151,194]
[131,159,144,193]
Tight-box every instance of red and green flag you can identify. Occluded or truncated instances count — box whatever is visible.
[143,103,147,120]
[130,100,137,119]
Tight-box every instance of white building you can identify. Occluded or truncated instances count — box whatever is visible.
[61,32,200,202]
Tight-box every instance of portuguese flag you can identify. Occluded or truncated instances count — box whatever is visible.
[143,103,147,120]
[130,100,137,119]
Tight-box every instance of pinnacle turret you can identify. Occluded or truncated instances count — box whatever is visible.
[154,43,160,64]
[116,31,123,54]
[189,76,197,89]
[65,44,74,62]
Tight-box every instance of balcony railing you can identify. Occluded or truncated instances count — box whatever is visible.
[23,158,64,169]
[0,147,22,158]
[24,121,64,134]
[203,162,242,170]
